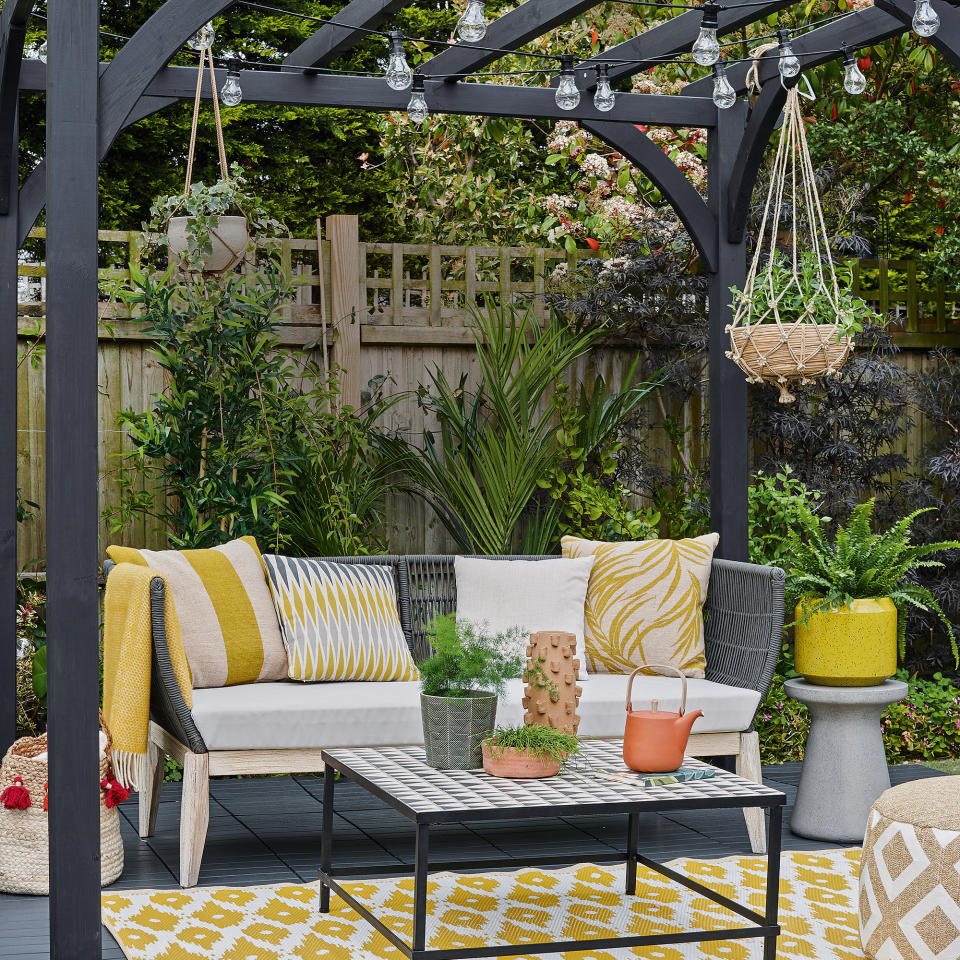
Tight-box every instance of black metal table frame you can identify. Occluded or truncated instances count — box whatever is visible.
[318,756,784,960]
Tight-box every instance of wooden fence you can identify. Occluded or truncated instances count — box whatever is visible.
[15,217,959,566]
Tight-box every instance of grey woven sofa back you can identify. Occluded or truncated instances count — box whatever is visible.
[104,552,784,756]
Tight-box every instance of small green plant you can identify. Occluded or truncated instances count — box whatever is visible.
[149,164,286,273]
[731,251,881,341]
[418,614,527,697]
[786,499,960,661]
[748,467,828,568]
[484,724,580,766]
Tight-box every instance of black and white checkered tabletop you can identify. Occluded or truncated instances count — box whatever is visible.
[322,740,785,819]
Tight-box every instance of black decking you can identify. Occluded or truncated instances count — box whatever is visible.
[0,762,946,959]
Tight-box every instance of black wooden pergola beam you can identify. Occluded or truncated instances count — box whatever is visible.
[4,3,960,957]
[283,0,410,68]
[570,0,798,87]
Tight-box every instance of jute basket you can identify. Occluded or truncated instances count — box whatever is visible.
[0,726,124,895]
[728,324,852,403]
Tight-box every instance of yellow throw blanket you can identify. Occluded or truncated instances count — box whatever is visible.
[102,563,193,790]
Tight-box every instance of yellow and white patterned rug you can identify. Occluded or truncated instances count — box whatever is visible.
[101,848,864,960]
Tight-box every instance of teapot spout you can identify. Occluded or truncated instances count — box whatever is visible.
[676,709,703,736]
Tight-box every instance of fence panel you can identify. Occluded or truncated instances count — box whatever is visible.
[15,222,950,564]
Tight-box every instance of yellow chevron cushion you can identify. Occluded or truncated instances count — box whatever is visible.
[561,534,719,677]
[262,557,419,682]
[106,537,288,688]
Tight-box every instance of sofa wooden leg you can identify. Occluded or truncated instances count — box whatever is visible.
[180,751,210,888]
[139,738,165,839]
[736,731,767,854]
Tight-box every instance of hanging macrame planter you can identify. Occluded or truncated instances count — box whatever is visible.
[726,85,854,403]
[166,46,249,275]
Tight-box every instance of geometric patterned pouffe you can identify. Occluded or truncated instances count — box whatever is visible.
[859,776,960,959]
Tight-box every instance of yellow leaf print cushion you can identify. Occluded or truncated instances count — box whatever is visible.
[561,534,719,677]
[262,556,419,682]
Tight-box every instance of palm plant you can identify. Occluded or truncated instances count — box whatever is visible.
[379,299,656,554]
[378,301,602,554]
[787,499,960,661]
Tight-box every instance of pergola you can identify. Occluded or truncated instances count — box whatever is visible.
[1,0,959,952]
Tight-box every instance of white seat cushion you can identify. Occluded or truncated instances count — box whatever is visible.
[190,674,760,751]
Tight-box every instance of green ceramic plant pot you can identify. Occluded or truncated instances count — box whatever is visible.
[420,691,497,769]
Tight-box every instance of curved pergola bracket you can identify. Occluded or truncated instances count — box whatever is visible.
[582,119,718,271]
[0,0,36,215]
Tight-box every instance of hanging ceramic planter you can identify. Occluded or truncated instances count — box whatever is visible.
[165,45,250,275]
[727,85,866,403]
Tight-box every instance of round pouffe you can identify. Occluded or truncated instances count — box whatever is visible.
[859,776,960,959]
[785,678,907,842]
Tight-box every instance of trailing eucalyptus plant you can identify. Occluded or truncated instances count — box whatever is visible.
[786,498,960,662]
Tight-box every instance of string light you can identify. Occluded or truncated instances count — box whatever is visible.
[385,30,413,90]
[778,29,801,78]
[692,3,721,66]
[457,0,488,42]
[407,74,429,123]
[912,0,940,35]
[593,64,616,111]
[712,62,737,108]
[221,59,244,106]
[555,55,581,110]
[842,46,866,94]
[189,21,216,51]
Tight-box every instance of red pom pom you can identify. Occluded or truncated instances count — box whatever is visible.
[101,779,130,809]
[1,777,32,810]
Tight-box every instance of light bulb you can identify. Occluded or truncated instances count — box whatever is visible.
[712,63,737,109]
[593,64,616,112]
[913,0,940,36]
[407,75,428,123]
[692,4,721,66]
[385,30,413,91]
[842,51,866,95]
[555,56,580,111]
[189,21,216,51]
[457,0,487,42]
[221,60,243,107]
[778,32,800,78]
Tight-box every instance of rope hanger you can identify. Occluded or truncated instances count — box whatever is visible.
[184,46,231,197]
[726,84,853,402]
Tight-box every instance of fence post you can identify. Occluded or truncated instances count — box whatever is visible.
[326,214,362,408]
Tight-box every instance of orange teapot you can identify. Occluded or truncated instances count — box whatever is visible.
[623,664,703,773]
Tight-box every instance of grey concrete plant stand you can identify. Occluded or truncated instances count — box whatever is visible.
[785,678,908,843]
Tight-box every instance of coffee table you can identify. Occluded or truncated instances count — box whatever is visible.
[319,739,785,960]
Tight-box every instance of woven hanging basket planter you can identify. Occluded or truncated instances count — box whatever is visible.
[0,722,124,895]
[726,85,854,403]
[165,45,250,276]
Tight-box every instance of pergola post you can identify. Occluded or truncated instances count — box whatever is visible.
[45,0,102,955]
[707,101,750,561]
[0,122,17,754]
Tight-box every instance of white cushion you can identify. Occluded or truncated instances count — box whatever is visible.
[454,555,595,680]
[190,673,761,751]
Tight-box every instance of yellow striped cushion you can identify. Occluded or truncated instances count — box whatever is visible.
[106,537,287,688]
[561,534,719,677]
[262,557,419,682]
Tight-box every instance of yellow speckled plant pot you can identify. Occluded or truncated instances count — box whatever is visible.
[795,597,898,686]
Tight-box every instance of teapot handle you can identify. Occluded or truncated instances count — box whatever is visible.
[625,663,688,715]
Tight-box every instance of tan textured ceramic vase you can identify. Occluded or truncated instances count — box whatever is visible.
[795,597,898,686]
[522,630,582,735]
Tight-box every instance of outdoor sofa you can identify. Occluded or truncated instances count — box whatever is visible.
[103,553,786,887]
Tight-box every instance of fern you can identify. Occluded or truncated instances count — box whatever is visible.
[786,499,960,664]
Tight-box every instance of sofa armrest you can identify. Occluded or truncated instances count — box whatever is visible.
[703,558,785,704]
[103,559,207,753]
